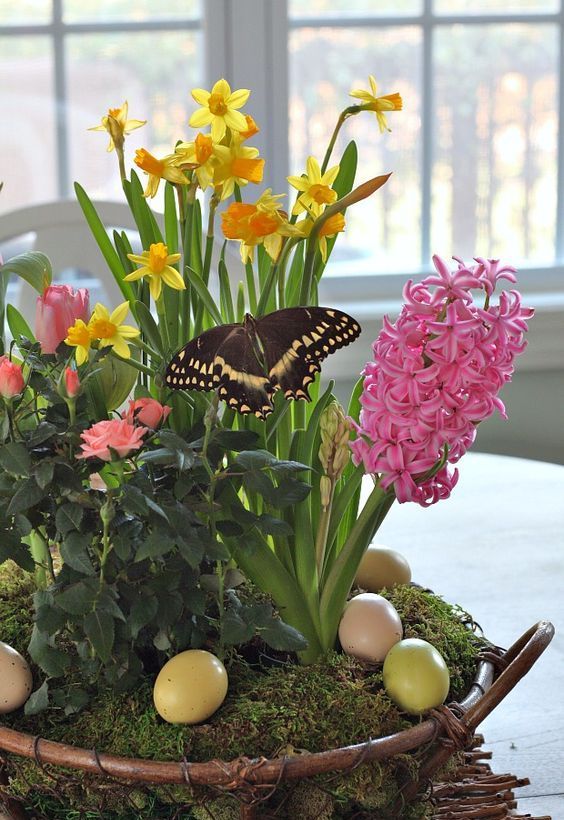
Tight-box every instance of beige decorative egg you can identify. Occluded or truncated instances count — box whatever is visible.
[338,593,403,663]
[0,641,33,714]
[356,544,411,592]
[153,649,228,725]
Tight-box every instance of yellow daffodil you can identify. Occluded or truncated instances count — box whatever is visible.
[287,156,340,217]
[349,75,403,133]
[125,242,184,301]
[295,212,346,263]
[134,148,188,198]
[221,189,295,263]
[213,142,265,199]
[65,319,92,366]
[174,133,219,190]
[88,302,140,359]
[189,79,250,142]
[88,101,146,152]
[238,114,260,141]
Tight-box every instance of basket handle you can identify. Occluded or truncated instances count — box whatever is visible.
[463,620,554,732]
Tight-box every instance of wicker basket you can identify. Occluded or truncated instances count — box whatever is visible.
[0,621,554,820]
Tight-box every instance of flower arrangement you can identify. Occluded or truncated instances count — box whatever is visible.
[0,74,532,725]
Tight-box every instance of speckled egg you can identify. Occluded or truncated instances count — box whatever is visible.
[0,641,33,714]
[383,638,450,715]
[338,593,403,663]
[356,544,412,592]
[153,649,228,725]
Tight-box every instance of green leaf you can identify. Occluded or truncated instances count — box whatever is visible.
[91,351,140,412]
[128,170,164,247]
[7,478,45,515]
[60,532,96,576]
[135,531,174,562]
[84,609,115,663]
[34,460,55,490]
[28,626,71,677]
[27,421,58,447]
[223,609,254,645]
[213,429,259,451]
[333,140,358,199]
[74,182,135,304]
[270,477,311,508]
[24,680,49,716]
[233,449,276,471]
[55,503,84,535]
[256,514,293,537]
[129,594,158,639]
[218,248,235,324]
[0,251,52,293]
[0,530,34,572]
[184,265,223,326]
[0,442,31,476]
[261,619,308,651]
[35,603,67,633]
[135,300,166,356]
[55,580,97,615]
[6,304,36,343]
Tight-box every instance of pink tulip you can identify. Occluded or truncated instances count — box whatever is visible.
[124,397,171,429]
[64,367,81,398]
[77,419,148,462]
[36,285,90,354]
[0,357,25,400]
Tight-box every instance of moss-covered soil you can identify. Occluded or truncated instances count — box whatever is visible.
[0,563,487,819]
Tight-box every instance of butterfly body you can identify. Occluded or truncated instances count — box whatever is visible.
[165,307,361,419]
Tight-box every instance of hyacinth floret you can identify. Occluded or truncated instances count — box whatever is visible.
[350,255,533,507]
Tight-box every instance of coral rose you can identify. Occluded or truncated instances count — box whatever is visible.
[77,419,147,461]
[36,284,90,354]
[0,357,25,400]
[125,397,171,429]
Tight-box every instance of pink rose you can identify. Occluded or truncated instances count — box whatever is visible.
[64,367,81,398]
[36,285,90,354]
[77,419,148,461]
[0,357,25,400]
[125,397,171,429]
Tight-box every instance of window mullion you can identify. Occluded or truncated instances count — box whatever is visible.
[421,0,433,267]
[52,0,69,198]
[556,1,564,261]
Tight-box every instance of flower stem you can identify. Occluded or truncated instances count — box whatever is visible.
[314,480,335,573]
[320,105,361,174]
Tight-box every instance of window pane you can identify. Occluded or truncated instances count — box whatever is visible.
[0,0,51,24]
[64,0,200,23]
[0,37,57,215]
[290,0,421,16]
[434,0,557,12]
[289,26,422,273]
[432,24,558,265]
[66,31,203,202]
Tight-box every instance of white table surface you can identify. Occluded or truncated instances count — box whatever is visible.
[378,452,564,817]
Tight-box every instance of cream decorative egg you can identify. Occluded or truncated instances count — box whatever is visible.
[0,641,33,714]
[356,544,411,592]
[338,593,403,663]
[153,649,228,725]
[383,638,450,715]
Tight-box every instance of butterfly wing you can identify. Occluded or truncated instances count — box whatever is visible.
[165,324,274,419]
[256,307,361,400]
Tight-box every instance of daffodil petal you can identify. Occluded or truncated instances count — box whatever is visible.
[227,88,250,109]
[189,108,214,128]
[211,117,227,142]
[369,75,378,96]
[149,276,162,301]
[76,347,88,366]
[323,165,340,186]
[117,324,141,339]
[162,267,186,291]
[212,78,231,97]
[350,90,374,102]
[111,336,131,358]
[124,118,146,132]
[287,175,309,192]
[93,303,110,321]
[306,156,321,182]
[191,88,211,105]
[223,109,248,132]
[166,253,182,265]
[123,269,146,282]
[110,302,130,326]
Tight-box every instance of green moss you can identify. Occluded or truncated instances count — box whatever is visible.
[0,563,484,819]
[0,561,35,655]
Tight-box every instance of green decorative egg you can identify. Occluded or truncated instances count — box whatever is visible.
[383,638,450,715]
[356,544,411,592]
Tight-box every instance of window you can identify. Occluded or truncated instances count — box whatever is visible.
[0,0,203,214]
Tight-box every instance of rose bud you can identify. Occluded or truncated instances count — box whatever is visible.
[0,357,25,400]
[125,397,171,429]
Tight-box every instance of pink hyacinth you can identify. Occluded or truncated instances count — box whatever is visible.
[350,255,533,506]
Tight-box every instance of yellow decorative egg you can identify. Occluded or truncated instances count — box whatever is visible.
[356,544,411,592]
[0,641,33,714]
[383,638,450,715]
[153,649,228,724]
[338,592,403,663]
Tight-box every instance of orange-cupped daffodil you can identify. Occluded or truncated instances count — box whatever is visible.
[88,302,140,359]
[349,75,402,133]
[189,79,250,142]
[65,319,92,366]
[221,189,296,264]
[126,243,184,301]
[88,101,146,152]
[134,148,189,198]
[288,156,340,217]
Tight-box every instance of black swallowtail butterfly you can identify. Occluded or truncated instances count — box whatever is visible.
[165,306,361,419]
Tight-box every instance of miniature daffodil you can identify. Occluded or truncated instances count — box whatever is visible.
[349,75,402,133]
[295,212,346,263]
[221,189,295,263]
[88,302,140,359]
[288,156,340,217]
[126,243,184,301]
[174,133,219,190]
[88,101,146,152]
[134,148,188,198]
[189,79,250,142]
[213,142,265,199]
[65,319,92,366]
